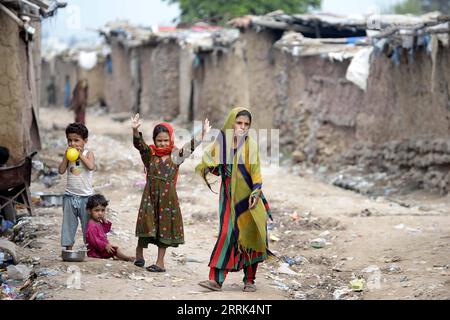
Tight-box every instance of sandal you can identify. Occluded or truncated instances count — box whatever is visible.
[198,280,222,292]
[243,283,256,292]
[134,259,145,268]
[146,264,166,272]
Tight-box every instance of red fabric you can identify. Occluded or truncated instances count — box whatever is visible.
[209,177,231,267]
[86,220,117,259]
[244,264,258,284]
[75,110,85,124]
[149,122,175,157]
[72,81,88,125]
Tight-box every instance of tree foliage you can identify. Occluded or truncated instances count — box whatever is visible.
[163,0,322,24]
[392,0,450,14]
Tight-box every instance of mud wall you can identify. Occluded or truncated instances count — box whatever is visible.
[192,42,249,126]
[274,42,450,165]
[78,59,106,106]
[139,42,181,121]
[40,58,51,108]
[54,56,77,108]
[108,40,133,113]
[0,11,41,163]
[242,30,280,131]
[274,51,363,163]
[357,47,450,143]
[191,29,280,131]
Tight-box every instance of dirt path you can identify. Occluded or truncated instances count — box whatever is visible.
[17,108,449,300]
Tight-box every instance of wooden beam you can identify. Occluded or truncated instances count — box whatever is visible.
[0,2,24,27]
[26,0,50,10]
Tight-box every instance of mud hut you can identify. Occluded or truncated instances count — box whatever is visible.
[99,23,242,122]
[98,22,152,114]
[229,12,450,165]
[40,45,112,109]
[0,0,66,163]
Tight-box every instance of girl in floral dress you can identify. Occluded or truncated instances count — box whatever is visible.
[131,114,210,272]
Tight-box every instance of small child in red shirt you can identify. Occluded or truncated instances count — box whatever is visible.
[85,194,134,262]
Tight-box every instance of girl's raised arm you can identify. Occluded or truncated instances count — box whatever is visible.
[175,118,211,165]
[131,113,152,165]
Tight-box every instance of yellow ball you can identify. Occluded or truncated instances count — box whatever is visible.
[66,148,79,162]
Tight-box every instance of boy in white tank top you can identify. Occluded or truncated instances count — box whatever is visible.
[58,123,95,250]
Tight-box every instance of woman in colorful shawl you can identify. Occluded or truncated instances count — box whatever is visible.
[196,107,272,292]
[71,79,88,124]
[131,114,210,272]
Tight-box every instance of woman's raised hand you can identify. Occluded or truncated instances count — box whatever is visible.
[131,113,141,130]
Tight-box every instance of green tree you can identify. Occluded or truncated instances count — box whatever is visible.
[163,0,321,24]
[392,0,423,14]
[391,0,450,14]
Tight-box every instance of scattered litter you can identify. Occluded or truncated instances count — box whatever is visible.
[291,212,300,221]
[293,292,307,300]
[294,256,309,265]
[35,293,45,300]
[359,208,372,217]
[433,264,449,270]
[332,262,345,272]
[171,252,187,264]
[385,263,402,273]
[394,224,422,234]
[281,256,296,266]
[277,263,298,276]
[269,234,280,242]
[0,250,14,267]
[385,256,402,263]
[319,230,331,238]
[310,238,326,249]
[333,287,352,300]
[350,278,365,291]
[153,283,166,287]
[362,265,380,273]
[1,284,19,300]
[405,227,422,234]
[7,264,31,280]
[272,280,289,291]
[301,211,311,218]
[36,268,58,277]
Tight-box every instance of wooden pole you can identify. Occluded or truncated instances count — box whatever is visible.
[0,2,25,28]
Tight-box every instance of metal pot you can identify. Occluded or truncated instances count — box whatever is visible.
[38,193,64,207]
[61,249,86,262]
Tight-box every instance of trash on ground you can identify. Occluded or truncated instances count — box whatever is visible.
[310,238,326,249]
[350,278,365,291]
[277,263,298,276]
[7,264,31,280]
